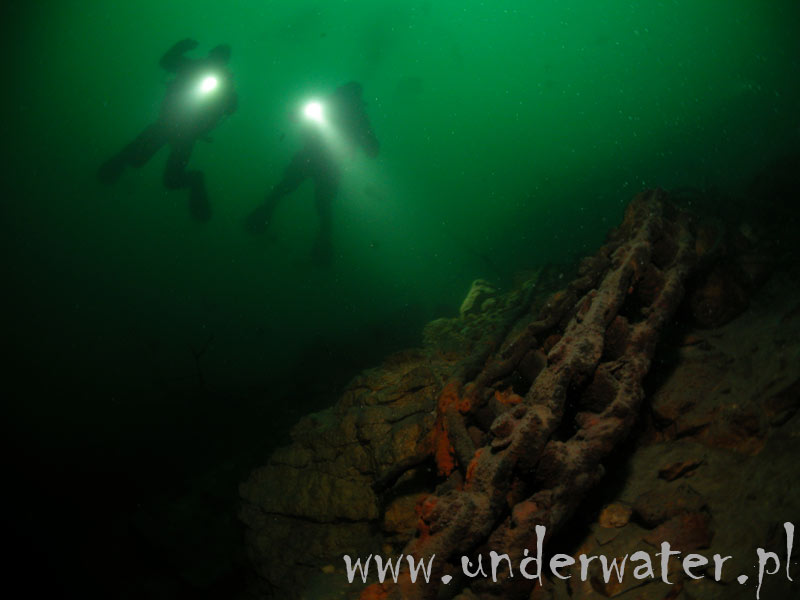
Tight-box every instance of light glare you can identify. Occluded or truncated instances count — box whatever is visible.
[303,101,325,124]
[200,76,219,94]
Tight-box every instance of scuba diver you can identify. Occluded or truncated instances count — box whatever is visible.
[245,81,380,266]
[97,39,238,221]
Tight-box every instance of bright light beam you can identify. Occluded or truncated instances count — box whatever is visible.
[199,75,219,94]
[303,101,325,125]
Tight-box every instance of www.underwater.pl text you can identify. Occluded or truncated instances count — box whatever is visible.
[343,522,796,599]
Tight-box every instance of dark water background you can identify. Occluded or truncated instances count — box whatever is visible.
[4,0,799,597]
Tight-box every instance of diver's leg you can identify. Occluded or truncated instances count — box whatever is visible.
[311,173,338,266]
[164,139,211,222]
[245,155,308,234]
[97,123,165,184]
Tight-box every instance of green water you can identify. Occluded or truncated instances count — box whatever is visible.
[4,0,799,595]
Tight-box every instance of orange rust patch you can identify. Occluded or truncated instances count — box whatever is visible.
[414,495,437,543]
[433,435,455,476]
[439,380,471,413]
[359,583,388,600]
[432,381,470,476]
[417,495,437,518]
[416,516,431,543]
[494,387,523,406]
[465,448,483,484]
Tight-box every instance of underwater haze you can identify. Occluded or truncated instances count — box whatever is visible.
[4,0,800,597]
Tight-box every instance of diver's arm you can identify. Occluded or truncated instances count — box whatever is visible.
[159,38,198,72]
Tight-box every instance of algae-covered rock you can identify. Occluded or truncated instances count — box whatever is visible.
[459,279,497,317]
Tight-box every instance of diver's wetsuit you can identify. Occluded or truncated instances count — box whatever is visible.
[246,82,379,265]
[98,39,237,221]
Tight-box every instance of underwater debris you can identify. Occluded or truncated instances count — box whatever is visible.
[239,177,800,598]
[239,189,701,599]
[373,190,696,600]
[458,279,498,318]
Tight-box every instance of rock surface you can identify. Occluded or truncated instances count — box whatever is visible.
[240,274,530,598]
[239,188,800,600]
[459,279,499,317]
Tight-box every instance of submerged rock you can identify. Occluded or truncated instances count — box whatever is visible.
[239,186,800,600]
[458,279,498,317]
